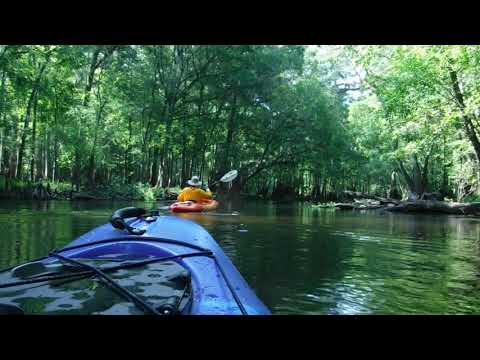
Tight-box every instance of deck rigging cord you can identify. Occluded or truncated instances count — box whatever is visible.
[49,252,163,316]
[0,237,248,315]
[0,250,211,289]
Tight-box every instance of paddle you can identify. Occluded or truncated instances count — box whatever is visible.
[208,170,238,188]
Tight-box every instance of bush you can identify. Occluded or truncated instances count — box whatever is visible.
[49,181,72,193]
[133,183,156,202]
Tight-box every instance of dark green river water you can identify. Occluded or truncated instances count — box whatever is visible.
[1,199,480,314]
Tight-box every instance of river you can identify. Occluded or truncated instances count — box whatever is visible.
[1,199,480,314]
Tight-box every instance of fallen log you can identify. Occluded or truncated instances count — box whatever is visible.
[342,191,400,204]
[334,203,384,210]
[384,200,480,216]
[376,197,400,205]
[356,204,384,210]
[335,203,357,210]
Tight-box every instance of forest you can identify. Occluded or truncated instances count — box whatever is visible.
[1,45,480,204]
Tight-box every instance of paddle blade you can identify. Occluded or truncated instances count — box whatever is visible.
[220,170,238,183]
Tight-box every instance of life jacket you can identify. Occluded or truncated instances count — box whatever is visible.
[177,187,213,202]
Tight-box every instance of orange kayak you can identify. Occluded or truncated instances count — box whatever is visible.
[170,199,219,213]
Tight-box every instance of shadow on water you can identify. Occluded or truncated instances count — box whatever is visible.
[1,199,480,314]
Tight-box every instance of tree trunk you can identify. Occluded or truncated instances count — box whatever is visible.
[0,69,6,169]
[9,120,18,178]
[43,130,48,179]
[30,92,38,182]
[199,148,206,183]
[123,148,128,184]
[220,93,237,174]
[450,69,480,163]
[140,71,158,181]
[0,128,3,174]
[441,133,448,196]
[0,68,6,121]
[150,147,160,186]
[83,48,101,107]
[53,136,58,183]
[181,120,187,185]
[161,135,171,187]
[123,116,133,184]
[161,102,175,187]
[396,154,430,200]
[167,152,174,187]
[17,58,48,179]
[73,147,81,192]
[87,99,106,188]
[155,148,164,188]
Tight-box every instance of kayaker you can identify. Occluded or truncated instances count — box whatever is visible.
[177,176,213,202]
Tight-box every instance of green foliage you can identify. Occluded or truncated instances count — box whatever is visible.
[343,45,480,200]
[48,181,72,193]
[2,45,479,202]
[3,45,345,199]
[133,183,156,202]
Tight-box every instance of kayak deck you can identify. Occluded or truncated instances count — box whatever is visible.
[0,214,270,315]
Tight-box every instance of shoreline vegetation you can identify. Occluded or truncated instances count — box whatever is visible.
[0,177,181,201]
[3,178,480,217]
[313,199,480,216]
[311,191,480,216]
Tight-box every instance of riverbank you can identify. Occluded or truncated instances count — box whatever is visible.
[0,177,181,202]
[3,178,480,217]
[312,197,480,216]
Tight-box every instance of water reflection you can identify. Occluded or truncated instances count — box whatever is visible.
[1,200,480,314]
